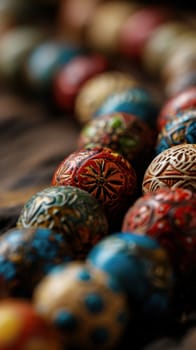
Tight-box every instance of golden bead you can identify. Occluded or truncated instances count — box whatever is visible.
[86,1,138,53]
[75,71,137,124]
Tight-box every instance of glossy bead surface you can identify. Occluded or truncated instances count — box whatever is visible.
[88,233,173,313]
[165,71,196,97]
[122,188,196,274]
[86,2,137,53]
[34,262,129,350]
[157,87,196,131]
[25,41,82,91]
[79,112,155,165]
[0,27,44,81]
[142,144,196,193]
[94,87,158,127]
[52,147,136,226]
[17,186,108,259]
[75,71,137,124]
[0,228,72,296]
[0,300,62,350]
[53,54,108,110]
[120,6,171,59]
[156,110,196,154]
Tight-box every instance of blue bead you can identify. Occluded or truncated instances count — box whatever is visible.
[85,293,104,313]
[54,310,78,330]
[87,233,160,301]
[94,88,157,126]
[26,42,83,89]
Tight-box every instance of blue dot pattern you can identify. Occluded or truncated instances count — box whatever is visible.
[85,293,105,313]
[91,327,109,345]
[54,310,78,330]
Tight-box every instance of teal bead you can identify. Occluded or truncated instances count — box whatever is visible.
[25,41,83,91]
[94,87,158,127]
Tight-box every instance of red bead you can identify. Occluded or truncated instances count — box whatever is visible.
[53,54,108,110]
[0,299,62,350]
[122,188,196,274]
[119,6,171,59]
[52,147,136,227]
[157,87,196,131]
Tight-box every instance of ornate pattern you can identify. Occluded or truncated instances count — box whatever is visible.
[157,87,196,131]
[143,144,196,193]
[122,188,196,274]
[79,112,155,163]
[156,110,196,154]
[52,148,137,225]
[34,262,128,350]
[17,186,108,259]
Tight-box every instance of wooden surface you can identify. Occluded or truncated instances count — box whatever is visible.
[0,91,79,234]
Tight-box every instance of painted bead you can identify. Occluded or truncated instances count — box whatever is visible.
[78,112,155,166]
[94,87,158,127]
[0,299,62,350]
[75,71,137,124]
[17,186,108,259]
[88,233,173,315]
[157,87,196,131]
[24,41,83,91]
[156,110,196,154]
[142,22,188,76]
[142,144,196,193]
[33,262,129,350]
[53,54,108,110]
[120,6,171,59]
[0,27,44,81]
[52,147,136,227]
[86,2,137,53]
[122,188,196,275]
[0,228,72,297]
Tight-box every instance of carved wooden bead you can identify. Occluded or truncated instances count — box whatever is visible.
[52,147,137,227]
[142,144,196,193]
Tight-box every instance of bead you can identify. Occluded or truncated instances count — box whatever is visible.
[0,27,45,81]
[88,233,173,314]
[58,0,102,41]
[0,227,72,297]
[94,87,158,127]
[122,188,196,275]
[53,54,108,110]
[142,22,189,76]
[157,87,196,131]
[161,36,196,84]
[75,71,137,124]
[156,110,196,154]
[17,186,108,259]
[86,2,137,53]
[33,262,129,350]
[120,6,171,59]
[165,71,196,97]
[52,147,136,227]
[142,144,196,193]
[0,299,62,350]
[78,112,155,166]
[24,41,83,91]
